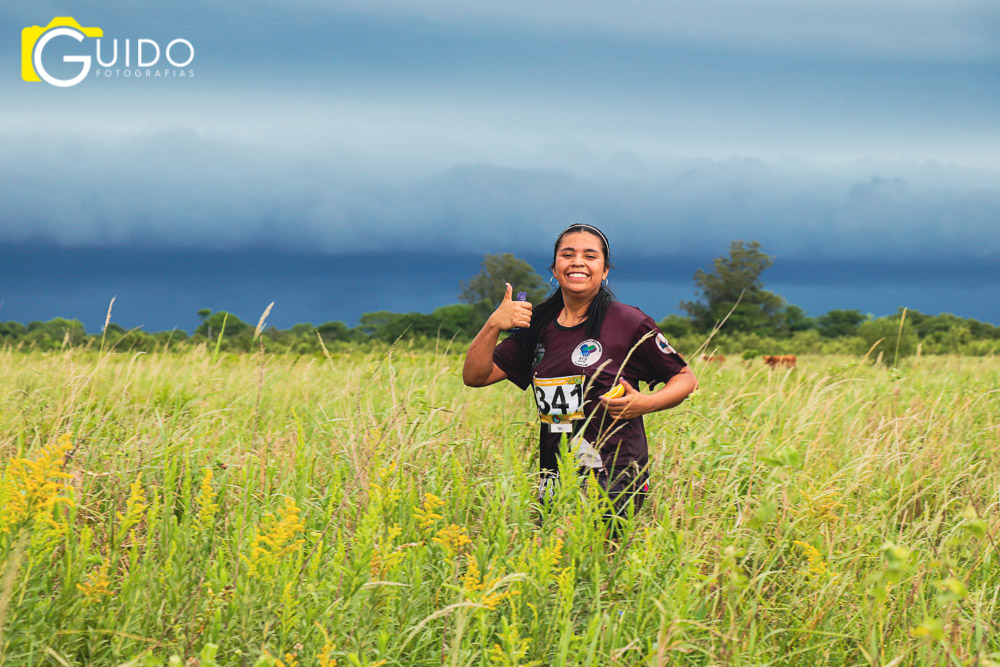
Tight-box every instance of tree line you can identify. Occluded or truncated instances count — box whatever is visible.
[2,242,998,357]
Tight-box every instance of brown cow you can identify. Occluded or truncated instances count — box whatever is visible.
[700,354,726,363]
[763,355,797,368]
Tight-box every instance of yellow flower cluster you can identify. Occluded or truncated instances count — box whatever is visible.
[487,605,530,666]
[798,486,847,523]
[462,557,519,610]
[793,540,833,581]
[413,493,445,531]
[432,523,472,554]
[241,496,306,577]
[315,623,338,667]
[369,523,404,578]
[0,434,74,536]
[77,558,114,605]
[194,467,220,532]
[516,536,563,582]
[116,474,148,547]
[263,650,300,667]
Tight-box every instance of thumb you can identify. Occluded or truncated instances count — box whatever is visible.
[620,379,637,394]
[502,282,513,302]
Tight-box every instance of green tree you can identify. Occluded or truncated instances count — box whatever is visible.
[459,253,549,325]
[197,308,213,338]
[817,309,865,338]
[355,304,477,342]
[316,321,352,342]
[657,313,695,339]
[680,241,786,334]
[778,304,816,337]
[858,315,917,364]
[193,311,252,340]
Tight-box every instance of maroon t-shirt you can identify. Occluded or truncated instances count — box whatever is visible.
[493,301,687,475]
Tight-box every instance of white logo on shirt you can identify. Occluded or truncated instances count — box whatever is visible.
[655,333,676,355]
[571,339,603,367]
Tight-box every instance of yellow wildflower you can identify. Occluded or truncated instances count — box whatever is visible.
[462,557,519,610]
[194,467,220,532]
[432,523,472,554]
[77,558,114,605]
[413,493,445,531]
[315,623,338,667]
[798,486,847,523]
[241,496,306,577]
[0,434,74,536]
[793,540,833,581]
[370,524,405,577]
[488,605,530,666]
[116,474,148,547]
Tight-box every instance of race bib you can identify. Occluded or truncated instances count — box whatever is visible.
[532,375,585,432]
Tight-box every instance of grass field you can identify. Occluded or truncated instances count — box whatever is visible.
[1,344,999,665]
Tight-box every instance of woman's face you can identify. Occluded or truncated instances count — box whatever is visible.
[552,230,609,300]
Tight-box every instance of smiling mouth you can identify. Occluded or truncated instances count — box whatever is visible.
[566,272,589,279]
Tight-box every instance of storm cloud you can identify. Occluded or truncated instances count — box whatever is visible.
[2,130,997,264]
[3,0,998,327]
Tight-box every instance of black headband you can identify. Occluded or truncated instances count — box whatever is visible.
[560,223,610,256]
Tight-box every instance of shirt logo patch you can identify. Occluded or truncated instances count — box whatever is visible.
[532,343,545,368]
[571,339,603,367]
[655,333,676,355]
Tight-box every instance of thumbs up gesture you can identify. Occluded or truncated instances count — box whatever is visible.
[488,283,532,331]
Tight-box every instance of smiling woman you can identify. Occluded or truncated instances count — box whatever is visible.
[462,223,698,534]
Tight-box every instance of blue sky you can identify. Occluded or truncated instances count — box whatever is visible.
[3,1,999,331]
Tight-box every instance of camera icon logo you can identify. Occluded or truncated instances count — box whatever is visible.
[22,17,103,87]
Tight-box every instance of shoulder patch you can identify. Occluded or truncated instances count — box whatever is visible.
[654,333,676,355]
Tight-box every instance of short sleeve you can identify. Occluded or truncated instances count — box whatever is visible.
[493,335,532,391]
[629,316,687,389]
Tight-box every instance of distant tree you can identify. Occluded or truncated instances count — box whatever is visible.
[858,316,917,364]
[817,309,865,338]
[356,304,477,342]
[197,308,212,337]
[777,304,816,337]
[316,321,352,342]
[680,241,786,333]
[26,318,87,348]
[356,311,397,339]
[194,311,252,339]
[0,321,27,341]
[459,253,549,325]
[657,314,695,340]
[427,303,478,339]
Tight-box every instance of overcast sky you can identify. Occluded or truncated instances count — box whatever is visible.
[3,0,999,330]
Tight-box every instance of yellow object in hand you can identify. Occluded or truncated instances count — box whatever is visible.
[601,383,625,399]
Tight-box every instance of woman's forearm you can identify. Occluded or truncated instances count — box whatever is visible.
[642,366,698,413]
[462,321,504,386]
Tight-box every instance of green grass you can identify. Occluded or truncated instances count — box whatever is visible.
[1,345,999,665]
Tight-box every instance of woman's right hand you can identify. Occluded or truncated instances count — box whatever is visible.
[488,283,532,331]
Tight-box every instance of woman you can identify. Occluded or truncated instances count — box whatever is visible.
[463,223,697,526]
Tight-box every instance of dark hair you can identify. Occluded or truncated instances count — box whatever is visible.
[514,224,615,366]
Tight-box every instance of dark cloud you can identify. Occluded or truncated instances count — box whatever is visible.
[2,131,998,265]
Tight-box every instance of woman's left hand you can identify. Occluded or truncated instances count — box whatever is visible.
[600,380,649,420]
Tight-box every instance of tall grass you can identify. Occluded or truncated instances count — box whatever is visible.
[1,345,998,665]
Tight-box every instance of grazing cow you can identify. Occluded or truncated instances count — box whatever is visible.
[763,355,797,368]
[700,354,726,363]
